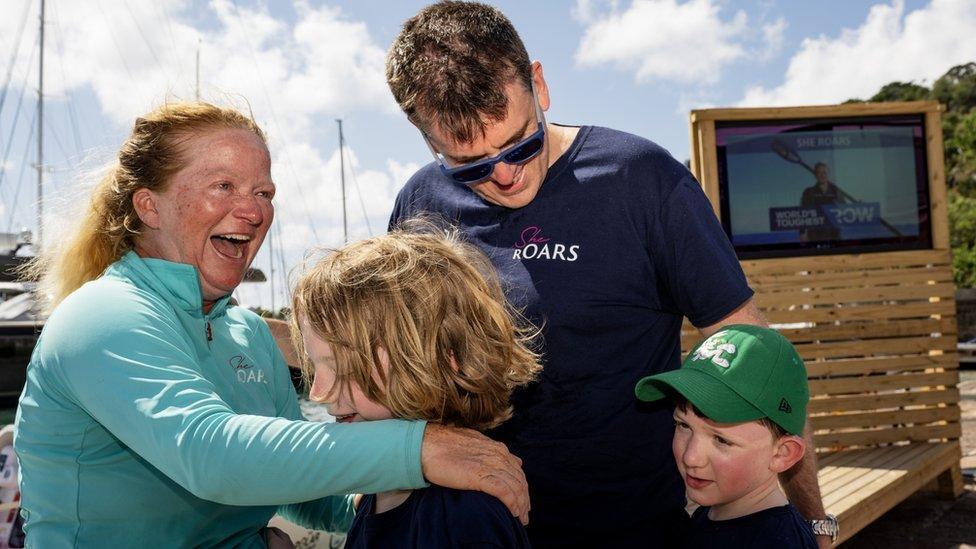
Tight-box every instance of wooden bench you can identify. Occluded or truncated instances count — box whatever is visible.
[683,248,964,545]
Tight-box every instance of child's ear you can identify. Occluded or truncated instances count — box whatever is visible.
[769,435,806,474]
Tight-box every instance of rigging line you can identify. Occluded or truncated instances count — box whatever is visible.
[43,111,73,171]
[0,34,39,193]
[340,132,374,237]
[49,0,83,156]
[268,220,275,313]
[150,1,184,84]
[94,0,135,81]
[228,0,320,242]
[121,1,164,73]
[273,219,289,302]
[0,0,33,123]
[7,109,36,232]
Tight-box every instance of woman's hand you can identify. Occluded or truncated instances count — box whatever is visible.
[421,423,530,524]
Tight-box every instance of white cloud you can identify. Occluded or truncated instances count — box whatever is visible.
[574,0,748,84]
[571,0,621,24]
[739,0,976,106]
[759,18,787,62]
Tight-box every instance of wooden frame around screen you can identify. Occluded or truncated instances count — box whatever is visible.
[689,100,949,250]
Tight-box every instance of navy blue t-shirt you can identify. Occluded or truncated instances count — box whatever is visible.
[344,486,531,548]
[689,504,818,548]
[389,126,752,547]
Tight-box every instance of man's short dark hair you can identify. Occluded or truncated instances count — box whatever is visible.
[385,1,533,144]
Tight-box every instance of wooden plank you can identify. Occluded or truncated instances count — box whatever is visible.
[926,110,950,250]
[808,370,958,395]
[761,300,956,324]
[755,282,957,309]
[814,441,900,469]
[680,319,959,352]
[822,443,945,507]
[780,318,957,344]
[812,406,959,431]
[690,101,942,123]
[819,445,918,497]
[680,301,957,329]
[813,422,960,447]
[808,388,960,414]
[747,267,954,289]
[689,118,702,182]
[817,445,909,490]
[698,121,721,216]
[805,353,958,378]
[797,336,957,361]
[829,442,960,544]
[833,444,959,544]
[935,463,964,499]
[741,249,950,276]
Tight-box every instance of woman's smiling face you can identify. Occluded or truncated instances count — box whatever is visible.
[135,127,275,305]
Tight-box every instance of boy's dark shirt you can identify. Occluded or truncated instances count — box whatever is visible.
[343,485,531,548]
[689,504,817,548]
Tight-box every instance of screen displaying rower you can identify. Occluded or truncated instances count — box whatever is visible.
[714,115,932,259]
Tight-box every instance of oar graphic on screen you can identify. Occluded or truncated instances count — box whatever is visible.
[770,138,902,237]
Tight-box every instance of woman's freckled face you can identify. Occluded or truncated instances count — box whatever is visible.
[140,128,275,303]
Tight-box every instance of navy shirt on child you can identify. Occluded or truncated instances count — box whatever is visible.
[390,126,752,547]
[689,505,818,548]
[343,486,530,548]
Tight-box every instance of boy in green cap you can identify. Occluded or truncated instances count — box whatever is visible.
[635,324,819,548]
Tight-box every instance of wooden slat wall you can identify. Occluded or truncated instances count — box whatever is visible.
[681,249,962,452]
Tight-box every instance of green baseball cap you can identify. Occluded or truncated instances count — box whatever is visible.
[635,324,809,435]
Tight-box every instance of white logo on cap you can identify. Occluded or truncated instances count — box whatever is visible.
[693,334,737,368]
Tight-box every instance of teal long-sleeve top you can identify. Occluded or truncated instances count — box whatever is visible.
[14,251,427,547]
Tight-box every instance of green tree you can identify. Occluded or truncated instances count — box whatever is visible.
[945,110,976,196]
[949,192,976,288]
[857,63,976,286]
[870,81,931,102]
[932,62,976,113]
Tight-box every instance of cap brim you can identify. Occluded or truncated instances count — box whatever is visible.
[636,368,765,424]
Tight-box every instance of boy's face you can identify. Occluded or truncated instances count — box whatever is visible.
[301,320,393,423]
[671,406,782,508]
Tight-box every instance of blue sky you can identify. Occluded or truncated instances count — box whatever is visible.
[0,0,971,309]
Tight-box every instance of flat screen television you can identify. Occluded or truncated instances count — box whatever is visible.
[714,114,932,259]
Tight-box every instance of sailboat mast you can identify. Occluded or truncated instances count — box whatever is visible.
[36,0,45,247]
[337,119,347,244]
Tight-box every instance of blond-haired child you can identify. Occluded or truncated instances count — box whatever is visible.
[291,226,540,548]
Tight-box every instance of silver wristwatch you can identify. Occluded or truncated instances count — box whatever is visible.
[810,513,839,542]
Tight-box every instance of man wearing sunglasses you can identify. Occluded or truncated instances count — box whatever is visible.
[385,2,830,549]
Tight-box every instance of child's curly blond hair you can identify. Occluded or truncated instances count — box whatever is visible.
[290,224,541,431]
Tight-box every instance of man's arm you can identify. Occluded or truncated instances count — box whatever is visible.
[780,418,830,547]
[698,298,767,338]
[699,299,831,548]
